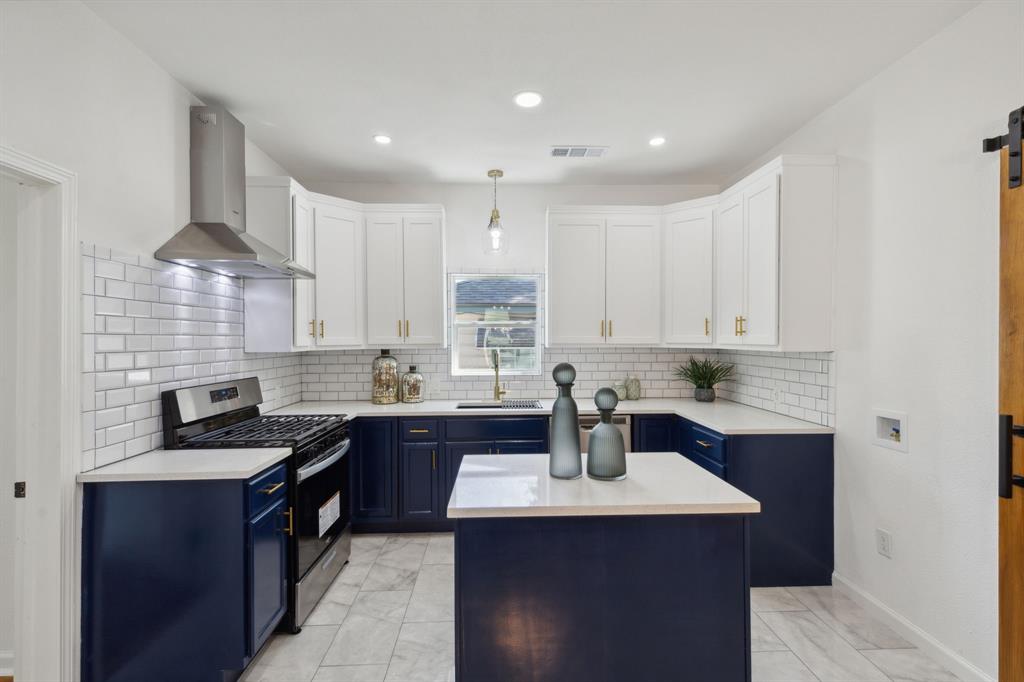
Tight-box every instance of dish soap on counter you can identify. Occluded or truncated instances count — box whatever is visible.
[401,365,425,403]
[371,349,399,405]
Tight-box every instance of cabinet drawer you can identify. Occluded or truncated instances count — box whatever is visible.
[247,463,288,518]
[401,419,439,441]
[691,426,727,464]
[688,450,726,480]
[445,417,548,442]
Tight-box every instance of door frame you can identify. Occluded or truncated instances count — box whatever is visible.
[0,145,81,682]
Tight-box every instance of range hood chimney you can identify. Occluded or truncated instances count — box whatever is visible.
[155,105,313,279]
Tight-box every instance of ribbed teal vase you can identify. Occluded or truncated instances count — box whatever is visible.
[586,387,627,481]
[549,363,582,479]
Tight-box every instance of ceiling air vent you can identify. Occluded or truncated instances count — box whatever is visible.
[550,146,608,158]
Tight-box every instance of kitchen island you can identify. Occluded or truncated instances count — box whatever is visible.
[447,452,761,682]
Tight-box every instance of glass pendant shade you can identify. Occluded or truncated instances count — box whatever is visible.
[484,169,509,255]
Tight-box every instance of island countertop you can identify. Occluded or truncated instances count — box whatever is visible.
[269,397,832,435]
[446,452,761,518]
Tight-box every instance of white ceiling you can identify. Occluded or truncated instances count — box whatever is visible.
[86,0,976,185]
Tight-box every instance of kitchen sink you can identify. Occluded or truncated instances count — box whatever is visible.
[456,400,544,410]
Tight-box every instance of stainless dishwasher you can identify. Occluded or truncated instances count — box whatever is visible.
[580,414,632,453]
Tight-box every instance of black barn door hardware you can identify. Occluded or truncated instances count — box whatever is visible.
[998,414,1024,498]
[983,105,1022,189]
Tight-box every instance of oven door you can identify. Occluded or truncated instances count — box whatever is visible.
[295,438,351,579]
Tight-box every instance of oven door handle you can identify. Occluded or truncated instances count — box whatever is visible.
[297,439,350,483]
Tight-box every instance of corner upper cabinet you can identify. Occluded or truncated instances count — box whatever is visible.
[546,208,661,346]
[365,208,445,347]
[311,197,364,346]
[662,199,715,345]
[714,156,836,351]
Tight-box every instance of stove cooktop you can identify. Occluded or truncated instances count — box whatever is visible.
[184,414,346,449]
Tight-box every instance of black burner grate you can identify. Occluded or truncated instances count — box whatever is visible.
[187,414,343,448]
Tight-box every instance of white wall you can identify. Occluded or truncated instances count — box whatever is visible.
[0,177,17,673]
[0,1,290,255]
[738,2,1022,677]
[306,181,718,271]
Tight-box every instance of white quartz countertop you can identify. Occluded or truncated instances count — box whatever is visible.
[447,452,761,518]
[76,447,292,483]
[269,397,832,435]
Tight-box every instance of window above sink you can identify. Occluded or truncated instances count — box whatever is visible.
[450,274,543,377]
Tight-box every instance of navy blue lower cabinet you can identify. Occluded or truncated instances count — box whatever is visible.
[633,414,676,452]
[401,442,440,520]
[352,418,398,522]
[81,464,289,682]
[492,439,545,455]
[444,441,492,515]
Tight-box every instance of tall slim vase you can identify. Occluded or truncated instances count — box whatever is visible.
[549,363,582,479]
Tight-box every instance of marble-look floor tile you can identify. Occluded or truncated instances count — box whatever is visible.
[362,562,421,591]
[405,564,455,622]
[350,590,412,623]
[241,625,338,682]
[752,651,818,682]
[312,664,388,682]
[322,613,402,666]
[384,622,455,682]
[751,587,806,612]
[422,534,454,565]
[862,648,960,681]
[789,586,912,650]
[761,610,889,681]
[306,576,362,625]
[750,612,788,652]
[335,559,374,588]
[376,536,429,570]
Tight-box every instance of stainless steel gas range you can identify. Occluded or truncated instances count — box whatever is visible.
[162,377,351,632]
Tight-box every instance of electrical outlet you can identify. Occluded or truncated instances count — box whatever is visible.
[876,528,894,559]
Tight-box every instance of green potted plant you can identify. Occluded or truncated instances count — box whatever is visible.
[673,357,735,403]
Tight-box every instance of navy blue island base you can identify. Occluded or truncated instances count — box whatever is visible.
[454,513,753,682]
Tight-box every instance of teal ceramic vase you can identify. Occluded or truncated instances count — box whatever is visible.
[549,363,582,479]
[586,387,627,481]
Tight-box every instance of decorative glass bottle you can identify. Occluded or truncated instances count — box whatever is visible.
[586,387,627,481]
[625,375,641,400]
[612,380,628,400]
[401,365,425,403]
[371,349,399,405]
[549,363,582,479]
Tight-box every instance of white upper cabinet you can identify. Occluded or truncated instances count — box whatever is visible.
[547,215,606,345]
[605,215,661,345]
[292,191,315,348]
[663,200,715,345]
[365,209,445,347]
[312,199,364,347]
[713,156,836,351]
[546,208,661,346]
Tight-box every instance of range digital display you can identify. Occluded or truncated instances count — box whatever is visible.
[210,386,239,404]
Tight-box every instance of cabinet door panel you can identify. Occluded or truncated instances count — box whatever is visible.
[444,441,492,516]
[493,440,546,455]
[605,216,661,345]
[401,442,439,520]
[633,416,675,453]
[248,497,288,654]
[743,174,780,346]
[292,194,316,349]
[714,194,745,343]
[314,202,364,346]
[365,215,406,346]
[353,419,397,520]
[402,216,444,345]
[547,217,606,345]
[663,207,714,345]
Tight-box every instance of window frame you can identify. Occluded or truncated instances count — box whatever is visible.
[449,273,543,377]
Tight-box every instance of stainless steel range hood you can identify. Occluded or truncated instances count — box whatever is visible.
[155,105,313,279]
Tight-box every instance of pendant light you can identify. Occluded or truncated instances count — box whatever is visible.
[483,169,509,255]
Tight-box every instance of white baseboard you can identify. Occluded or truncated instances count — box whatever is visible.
[0,648,12,676]
[832,572,994,682]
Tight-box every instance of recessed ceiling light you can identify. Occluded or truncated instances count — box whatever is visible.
[514,92,543,108]
[649,136,666,147]
[373,134,392,144]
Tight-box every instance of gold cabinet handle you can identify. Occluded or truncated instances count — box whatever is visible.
[738,316,746,336]
[487,448,492,455]
[704,317,710,336]
[734,316,741,337]
[259,481,285,495]
[320,320,325,338]
[431,449,437,470]
[696,440,713,448]
[282,507,294,536]
[409,428,430,433]
[398,320,403,337]
[600,320,605,337]
[309,319,316,337]
[406,320,410,338]
[495,448,500,455]
[609,320,613,337]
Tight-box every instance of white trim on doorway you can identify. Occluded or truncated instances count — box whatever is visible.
[0,145,80,682]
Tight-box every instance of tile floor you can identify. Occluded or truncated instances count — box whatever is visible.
[242,533,960,682]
